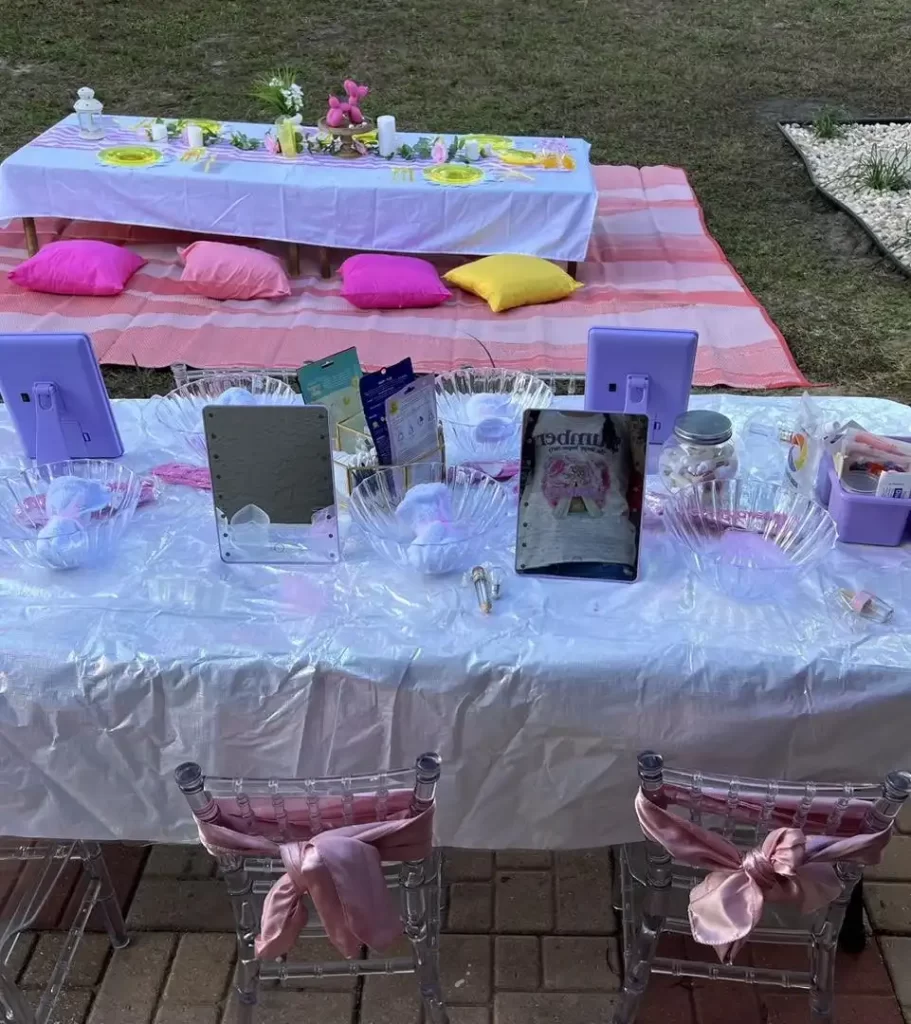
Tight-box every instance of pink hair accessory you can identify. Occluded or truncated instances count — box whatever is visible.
[152,463,213,490]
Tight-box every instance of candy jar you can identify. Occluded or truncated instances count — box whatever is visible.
[659,410,739,493]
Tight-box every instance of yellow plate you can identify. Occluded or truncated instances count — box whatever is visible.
[176,118,223,134]
[499,149,540,167]
[97,145,164,168]
[463,134,514,152]
[423,163,485,187]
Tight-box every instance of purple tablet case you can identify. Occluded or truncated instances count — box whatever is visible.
[0,333,123,463]
[584,327,698,445]
[816,443,911,546]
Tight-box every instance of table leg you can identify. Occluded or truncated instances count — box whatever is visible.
[567,261,578,280]
[838,880,866,954]
[319,247,332,280]
[22,218,39,258]
[287,243,301,278]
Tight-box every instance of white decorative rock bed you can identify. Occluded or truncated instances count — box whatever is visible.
[780,120,911,274]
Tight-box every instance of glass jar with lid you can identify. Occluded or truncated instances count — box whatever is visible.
[659,410,739,493]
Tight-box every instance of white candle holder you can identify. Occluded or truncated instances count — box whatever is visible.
[74,87,104,140]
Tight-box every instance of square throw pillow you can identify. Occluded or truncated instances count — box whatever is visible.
[179,241,290,300]
[339,254,451,310]
[444,254,582,313]
[8,240,146,296]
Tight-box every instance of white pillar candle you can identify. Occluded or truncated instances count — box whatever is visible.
[463,139,480,162]
[186,124,204,149]
[377,115,396,157]
[150,122,168,143]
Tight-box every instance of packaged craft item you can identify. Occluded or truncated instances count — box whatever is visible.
[659,411,738,494]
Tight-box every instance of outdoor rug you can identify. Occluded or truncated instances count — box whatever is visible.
[0,165,808,389]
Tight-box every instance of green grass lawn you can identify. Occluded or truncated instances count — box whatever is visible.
[2,0,910,401]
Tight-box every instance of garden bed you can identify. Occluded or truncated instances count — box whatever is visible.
[779,118,911,277]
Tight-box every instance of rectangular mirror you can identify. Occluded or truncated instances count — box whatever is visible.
[204,405,339,565]
[515,410,647,582]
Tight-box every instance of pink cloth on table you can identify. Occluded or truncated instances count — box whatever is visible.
[193,789,433,960]
[635,789,891,964]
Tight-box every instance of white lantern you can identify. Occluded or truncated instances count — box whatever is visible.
[74,87,104,139]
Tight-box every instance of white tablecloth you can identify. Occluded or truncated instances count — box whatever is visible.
[0,116,598,261]
[0,394,909,848]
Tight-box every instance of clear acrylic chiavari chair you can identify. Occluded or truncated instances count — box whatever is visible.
[0,840,128,1024]
[174,753,448,1024]
[614,751,911,1024]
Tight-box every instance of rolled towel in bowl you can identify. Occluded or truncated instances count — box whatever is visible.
[395,482,454,532]
[214,387,257,406]
[45,476,110,519]
[406,519,467,574]
[35,516,89,569]
[466,394,518,445]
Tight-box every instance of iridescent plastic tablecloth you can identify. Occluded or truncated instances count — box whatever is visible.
[0,394,908,847]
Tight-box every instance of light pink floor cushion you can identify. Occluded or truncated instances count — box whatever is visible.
[179,241,291,300]
[8,240,146,296]
[340,254,451,310]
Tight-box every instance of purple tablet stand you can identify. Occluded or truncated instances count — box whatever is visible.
[816,443,911,546]
[585,327,698,445]
[0,333,123,464]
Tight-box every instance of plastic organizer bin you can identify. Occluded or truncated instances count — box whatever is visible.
[816,439,911,546]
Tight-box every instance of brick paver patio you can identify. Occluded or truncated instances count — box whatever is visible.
[6,831,911,1024]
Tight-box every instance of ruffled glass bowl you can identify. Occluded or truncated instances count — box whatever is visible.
[0,460,142,570]
[435,368,553,472]
[349,462,511,575]
[664,478,837,601]
[153,374,299,461]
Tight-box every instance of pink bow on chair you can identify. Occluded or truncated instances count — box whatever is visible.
[196,802,434,960]
[635,790,891,964]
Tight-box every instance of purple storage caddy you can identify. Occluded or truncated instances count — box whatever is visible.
[816,439,911,546]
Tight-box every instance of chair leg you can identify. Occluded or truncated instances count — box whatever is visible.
[403,854,449,1024]
[80,842,129,949]
[611,910,663,1024]
[0,966,35,1024]
[233,929,259,1024]
[411,930,448,1024]
[809,934,837,1023]
[219,855,259,1024]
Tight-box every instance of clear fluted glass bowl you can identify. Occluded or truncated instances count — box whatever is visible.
[435,368,553,472]
[0,460,143,570]
[153,374,299,461]
[664,478,837,601]
[349,462,511,575]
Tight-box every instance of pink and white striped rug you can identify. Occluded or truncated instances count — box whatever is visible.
[0,165,808,389]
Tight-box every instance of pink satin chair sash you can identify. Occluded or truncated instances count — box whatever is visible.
[635,789,891,964]
[193,791,434,961]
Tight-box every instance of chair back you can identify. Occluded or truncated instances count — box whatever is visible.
[636,750,911,844]
[174,753,442,844]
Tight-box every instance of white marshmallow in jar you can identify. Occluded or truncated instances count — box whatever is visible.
[659,410,739,493]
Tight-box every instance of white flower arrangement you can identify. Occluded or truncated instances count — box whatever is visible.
[253,68,305,119]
